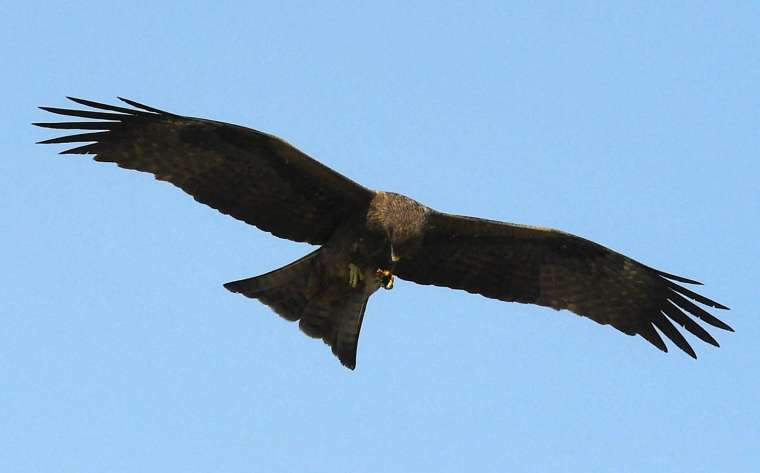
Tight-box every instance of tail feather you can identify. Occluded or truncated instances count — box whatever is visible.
[300,293,369,369]
[223,249,319,321]
[331,297,369,369]
[224,249,371,369]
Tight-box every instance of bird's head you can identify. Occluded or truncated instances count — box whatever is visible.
[367,191,429,263]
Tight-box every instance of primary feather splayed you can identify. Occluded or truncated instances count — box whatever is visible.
[35,97,731,369]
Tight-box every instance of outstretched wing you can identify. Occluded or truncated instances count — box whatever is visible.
[35,97,375,244]
[396,211,732,357]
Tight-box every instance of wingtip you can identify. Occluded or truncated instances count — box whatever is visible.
[684,346,697,359]
[116,96,144,108]
[710,317,733,332]
[65,96,94,107]
[36,136,64,144]
[657,270,703,285]
[116,96,171,115]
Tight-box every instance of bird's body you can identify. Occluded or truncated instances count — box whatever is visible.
[225,191,428,368]
[35,97,732,369]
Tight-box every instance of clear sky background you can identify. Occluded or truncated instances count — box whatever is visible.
[2,2,758,472]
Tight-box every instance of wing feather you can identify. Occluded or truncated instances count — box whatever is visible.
[661,301,719,347]
[35,97,375,244]
[396,210,731,357]
[651,312,696,358]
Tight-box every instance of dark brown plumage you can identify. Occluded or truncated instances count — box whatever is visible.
[35,97,732,369]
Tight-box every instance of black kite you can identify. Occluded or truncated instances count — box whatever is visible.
[35,97,731,369]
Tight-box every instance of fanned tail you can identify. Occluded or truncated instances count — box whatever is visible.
[300,293,369,370]
[223,249,320,321]
[224,249,370,369]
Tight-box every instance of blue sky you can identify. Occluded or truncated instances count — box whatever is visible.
[3,2,759,471]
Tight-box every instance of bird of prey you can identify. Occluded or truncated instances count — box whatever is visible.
[35,97,732,369]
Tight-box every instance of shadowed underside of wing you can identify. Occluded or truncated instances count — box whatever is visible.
[396,211,732,358]
[34,97,375,245]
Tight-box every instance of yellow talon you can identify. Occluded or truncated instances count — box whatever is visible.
[348,263,362,288]
[376,269,394,290]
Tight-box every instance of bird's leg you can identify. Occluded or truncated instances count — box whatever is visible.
[376,269,394,290]
[348,263,363,288]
